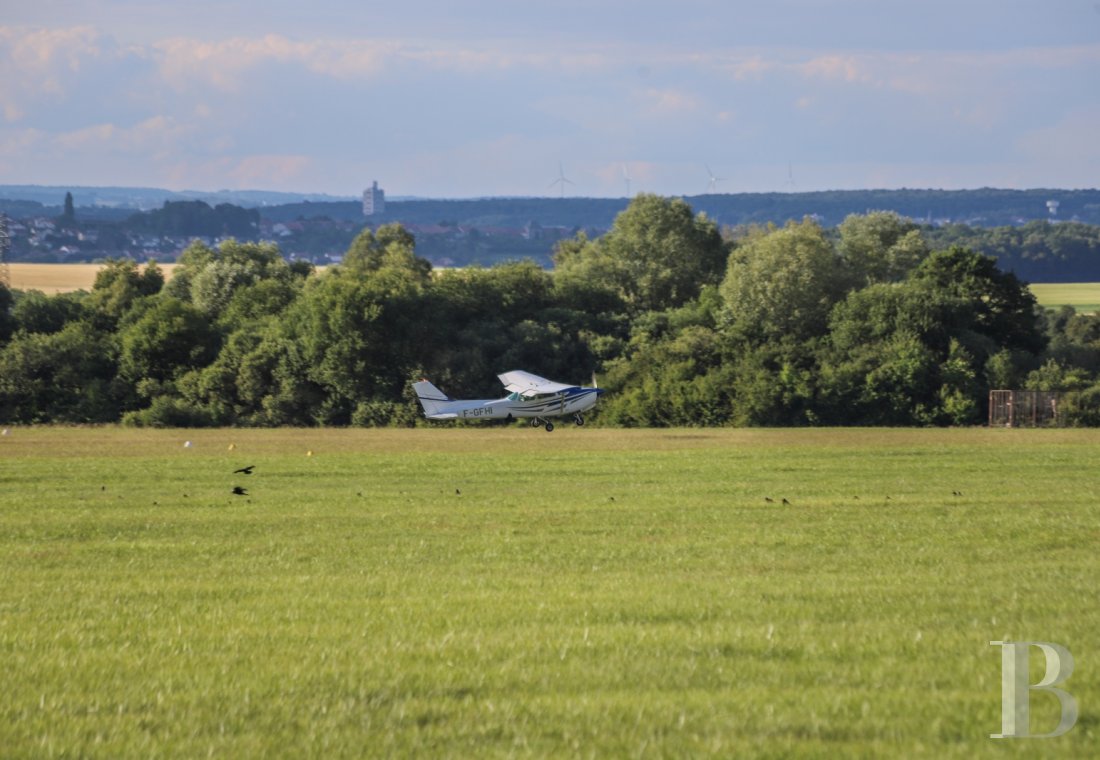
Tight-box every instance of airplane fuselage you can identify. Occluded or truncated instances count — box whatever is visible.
[426,387,601,421]
[412,373,603,431]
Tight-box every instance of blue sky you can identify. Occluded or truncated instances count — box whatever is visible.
[2,1,1098,198]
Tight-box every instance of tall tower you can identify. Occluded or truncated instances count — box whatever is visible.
[0,213,10,289]
[362,181,385,217]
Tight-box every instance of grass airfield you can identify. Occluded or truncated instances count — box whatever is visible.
[1,426,1098,758]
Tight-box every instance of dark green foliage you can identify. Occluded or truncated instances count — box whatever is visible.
[11,290,86,334]
[87,259,164,325]
[837,211,928,285]
[554,194,728,315]
[6,201,1100,427]
[1060,385,1100,426]
[0,321,121,423]
[118,297,220,385]
[926,221,1100,282]
[908,246,1044,354]
[127,200,260,239]
[720,219,848,345]
[121,396,219,428]
[0,284,14,343]
[814,248,1044,425]
[61,192,75,224]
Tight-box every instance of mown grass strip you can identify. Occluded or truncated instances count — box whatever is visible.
[1,427,1097,757]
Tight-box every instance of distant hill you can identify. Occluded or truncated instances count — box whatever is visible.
[262,188,1100,229]
[0,185,355,215]
[261,197,628,229]
[5,185,1098,228]
[5,186,1100,282]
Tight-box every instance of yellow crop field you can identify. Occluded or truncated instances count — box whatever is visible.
[7,263,177,294]
[5,266,1099,315]
[1029,282,1100,314]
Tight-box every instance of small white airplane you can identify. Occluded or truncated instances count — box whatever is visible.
[413,370,604,431]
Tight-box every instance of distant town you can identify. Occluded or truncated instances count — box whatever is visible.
[2,184,1100,274]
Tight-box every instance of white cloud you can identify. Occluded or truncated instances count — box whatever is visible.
[226,154,315,188]
[642,87,700,115]
[797,54,875,85]
[54,122,116,150]
[726,55,775,82]
[0,26,112,113]
[51,116,192,156]
[149,33,619,97]
[1,16,1098,195]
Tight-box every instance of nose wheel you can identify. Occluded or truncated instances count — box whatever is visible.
[573,413,585,426]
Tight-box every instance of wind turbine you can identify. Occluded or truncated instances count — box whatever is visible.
[622,163,633,197]
[548,162,574,198]
[705,164,725,194]
[785,162,796,191]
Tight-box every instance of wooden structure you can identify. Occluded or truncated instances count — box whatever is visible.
[988,389,1061,427]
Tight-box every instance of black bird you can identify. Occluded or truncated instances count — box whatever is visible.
[764,497,774,503]
[233,465,255,475]
[232,486,248,496]
[781,498,791,505]
[455,488,461,495]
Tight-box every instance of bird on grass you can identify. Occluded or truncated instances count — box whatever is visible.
[764,497,774,503]
[233,465,255,475]
[232,486,248,496]
[781,498,791,505]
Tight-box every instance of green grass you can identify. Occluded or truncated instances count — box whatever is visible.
[1030,282,1100,314]
[1,427,1098,757]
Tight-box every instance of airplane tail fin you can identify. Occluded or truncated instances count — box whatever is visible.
[412,379,453,418]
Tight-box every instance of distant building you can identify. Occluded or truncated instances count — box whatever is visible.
[363,181,385,216]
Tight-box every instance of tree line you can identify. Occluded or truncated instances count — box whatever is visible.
[3,194,1100,427]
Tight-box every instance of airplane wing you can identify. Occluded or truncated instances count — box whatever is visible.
[497,370,577,397]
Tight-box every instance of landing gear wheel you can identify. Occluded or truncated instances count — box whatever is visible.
[544,421,555,432]
[573,414,585,426]
[529,418,541,428]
